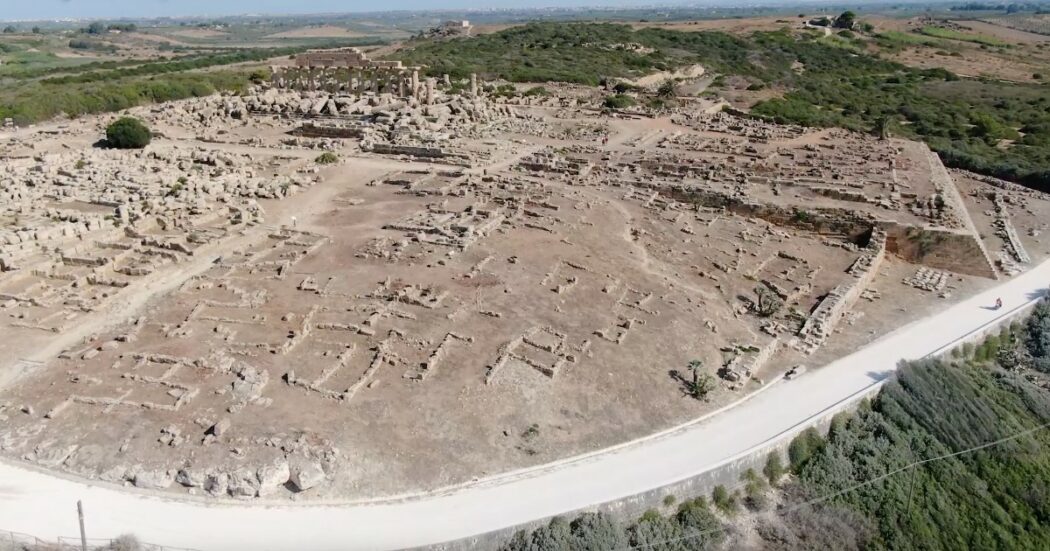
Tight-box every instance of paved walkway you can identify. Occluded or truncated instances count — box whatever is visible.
[2,259,1049,551]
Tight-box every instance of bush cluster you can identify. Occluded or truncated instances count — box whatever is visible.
[106,117,151,149]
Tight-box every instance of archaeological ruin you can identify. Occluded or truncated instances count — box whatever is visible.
[1,48,1049,501]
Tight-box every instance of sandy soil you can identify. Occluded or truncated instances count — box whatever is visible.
[953,19,1050,43]
[886,46,1046,82]
[267,26,366,39]
[168,29,231,39]
[630,16,801,34]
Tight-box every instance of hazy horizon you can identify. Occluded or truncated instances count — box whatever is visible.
[4,0,894,22]
[8,1,679,22]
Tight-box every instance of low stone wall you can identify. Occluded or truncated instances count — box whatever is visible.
[291,123,366,139]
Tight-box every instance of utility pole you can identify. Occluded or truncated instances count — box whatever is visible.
[77,500,87,551]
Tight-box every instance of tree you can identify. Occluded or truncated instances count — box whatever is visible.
[1025,299,1050,372]
[834,11,857,30]
[657,79,677,99]
[31,26,42,34]
[676,497,724,548]
[875,116,893,140]
[2,26,16,34]
[85,22,107,35]
[501,513,626,550]
[568,512,627,550]
[628,514,685,551]
[788,427,825,472]
[764,451,786,486]
[686,360,715,401]
[105,117,152,149]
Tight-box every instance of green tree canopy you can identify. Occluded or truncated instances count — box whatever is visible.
[105,117,151,149]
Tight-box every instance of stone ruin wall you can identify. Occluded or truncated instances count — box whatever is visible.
[881,223,998,280]
[794,228,887,354]
[664,185,875,240]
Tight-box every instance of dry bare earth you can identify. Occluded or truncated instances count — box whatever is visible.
[168,29,231,39]
[867,16,1050,82]
[629,16,801,34]
[266,26,366,39]
[982,14,1050,37]
[954,19,1050,43]
[2,99,1043,501]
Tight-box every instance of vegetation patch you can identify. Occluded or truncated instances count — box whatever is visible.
[0,71,252,125]
[397,22,1050,190]
[918,25,1010,47]
[105,117,151,149]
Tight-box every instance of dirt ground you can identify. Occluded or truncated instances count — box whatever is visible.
[867,16,1050,82]
[951,19,1050,44]
[266,26,367,39]
[629,16,801,34]
[3,81,1047,502]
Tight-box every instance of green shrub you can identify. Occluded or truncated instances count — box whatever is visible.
[742,469,770,511]
[315,152,339,165]
[711,485,737,513]
[763,451,786,485]
[105,117,151,149]
[248,69,270,84]
[639,508,662,523]
[603,94,636,109]
[788,427,825,472]
[675,497,724,547]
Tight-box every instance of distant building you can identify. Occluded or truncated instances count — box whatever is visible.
[437,20,473,37]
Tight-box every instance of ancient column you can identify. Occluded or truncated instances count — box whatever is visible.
[470,73,478,99]
[411,70,420,101]
[426,78,435,105]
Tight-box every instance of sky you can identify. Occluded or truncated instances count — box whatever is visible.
[4,0,698,21]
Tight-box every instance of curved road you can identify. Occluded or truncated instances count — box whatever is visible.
[2,259,1049,550]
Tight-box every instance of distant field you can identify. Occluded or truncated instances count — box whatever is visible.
[876,30,956,49]
[0,49,104,77]
[953,19,1050,44]
[918,25,1010,47]
[982,14,1050,37]
[168,28,230,39]
[266,25,366,39]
